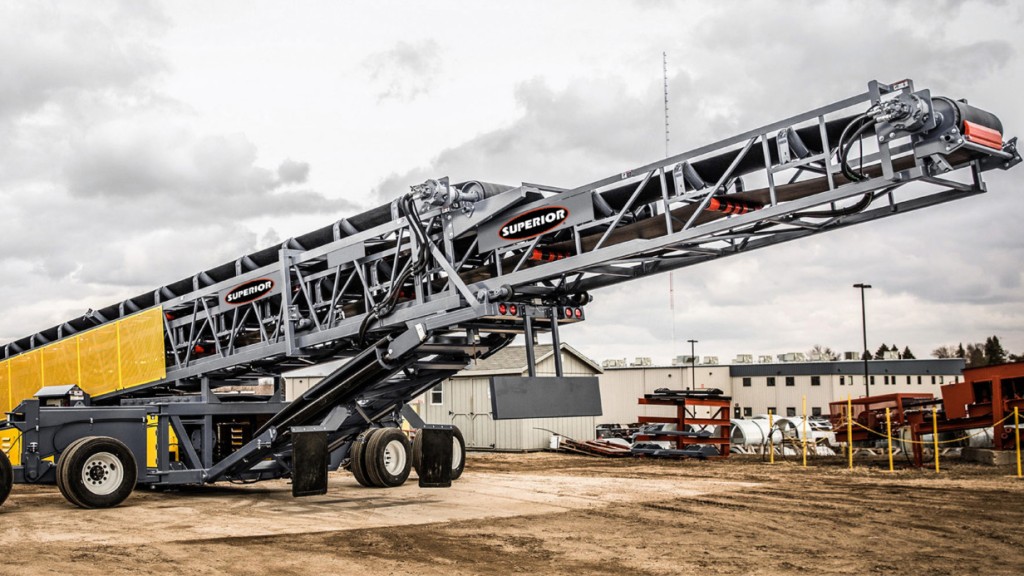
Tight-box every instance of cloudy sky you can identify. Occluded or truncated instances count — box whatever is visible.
[2,0,1022,365]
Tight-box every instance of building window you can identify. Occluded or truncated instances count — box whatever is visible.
[767,377,776,387]
[767,406,777,416]
[785,376,795,387]
[939,376,944,384]
[870,376,876,385]
[812,407,822,417]
[811,376,821,387]
[734,406,741,418]
[743,407,752,417]
[742,377,752,387]
[931,376,936,384]
[839,376,845,386]
[786,407,797,417]
[884,375,889,385]
[917,376,922,385]
[429,383,443,405]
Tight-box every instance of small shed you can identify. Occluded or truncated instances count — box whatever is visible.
[418,343,602,451]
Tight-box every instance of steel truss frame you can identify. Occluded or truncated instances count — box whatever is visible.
[1,79,1019,489]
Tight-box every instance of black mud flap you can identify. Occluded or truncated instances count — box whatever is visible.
[417,425,453,488]
[291,428,328,497]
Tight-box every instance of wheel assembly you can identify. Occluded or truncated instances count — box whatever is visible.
[55,436,137,509]
[365,428,412,488]
[450,426,466,481]
[348,429,377,488]
[0,449,11,508]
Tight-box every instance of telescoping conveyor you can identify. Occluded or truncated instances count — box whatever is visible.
[0,79,1019,508]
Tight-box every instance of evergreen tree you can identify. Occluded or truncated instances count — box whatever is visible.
[874,343,890,360]
[956,343,966,359]
[966,343,986,368]
[902,346,915,360]
[984,336,1007,365]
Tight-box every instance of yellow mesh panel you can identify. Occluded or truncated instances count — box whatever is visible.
[43,337,79,387]
[9,351,42,407]
[4,307,166,401]
[118,307,167,390]
[0,361,9,415]
[78,323,120,396]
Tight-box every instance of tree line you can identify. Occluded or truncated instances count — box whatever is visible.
[808,343,916,361]
[808,337,1024,368]
[932,335,1021,368]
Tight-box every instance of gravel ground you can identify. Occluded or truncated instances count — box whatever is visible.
[1,452,1022,575]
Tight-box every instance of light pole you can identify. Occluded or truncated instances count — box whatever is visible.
[853,283,872,399]
[687,339,698,389]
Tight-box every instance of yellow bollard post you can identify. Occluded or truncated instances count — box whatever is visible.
[847,394,854,470]
[802,395,808,468]
[885,407,894,472]
[768,409,774,464]
[932,406,940,473]
[1015,407,1021,479]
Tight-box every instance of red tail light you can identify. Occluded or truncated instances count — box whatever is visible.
[564,307,572,318]
[509,304,518,315]
[574,308,582,319]
[193,345,206,354]
[499,303,508,315]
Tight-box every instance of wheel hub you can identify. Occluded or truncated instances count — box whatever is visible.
[88,464,108,483]
[80,452,124,496]
[382,439,407,476]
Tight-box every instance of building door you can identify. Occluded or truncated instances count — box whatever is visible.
[448,379,496,449]
[470,379,496,449]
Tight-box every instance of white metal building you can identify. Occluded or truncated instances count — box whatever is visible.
[598,358,966,424]
[417,343,602,450]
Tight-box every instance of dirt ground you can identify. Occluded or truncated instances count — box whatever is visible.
[1,453,1022,576]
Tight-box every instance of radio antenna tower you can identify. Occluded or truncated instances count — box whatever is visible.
[663,52,670,157]
[663,51,677,360]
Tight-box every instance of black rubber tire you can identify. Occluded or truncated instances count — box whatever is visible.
[450,426,466,481]
[349,429,377,488]
[57,436,137,509]
[411,430,423,472]
[0,449,12,508]
[412,426,467,481]
[365,428,412,488]
[56,436,94,509]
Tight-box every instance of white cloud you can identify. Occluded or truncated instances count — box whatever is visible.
[3,0,1022,364]
[364,39,443,102]
[0,1,356,337]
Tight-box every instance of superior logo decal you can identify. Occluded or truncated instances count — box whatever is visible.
[224,278,275,305]
[498,206,569,242]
